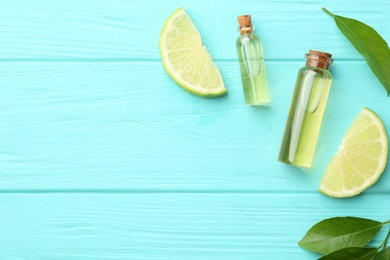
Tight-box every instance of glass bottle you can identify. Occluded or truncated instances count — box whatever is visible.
[236,15,270,106]
[278,50,333,168]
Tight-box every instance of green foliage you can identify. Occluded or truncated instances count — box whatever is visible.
[319,247,378,260]
[374,247,390,260]
[299,217,382,254]
[298,217,390,259]
[323,7,390,95]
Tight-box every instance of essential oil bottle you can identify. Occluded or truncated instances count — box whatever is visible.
[278,50,333,168]
[236,15,270,106]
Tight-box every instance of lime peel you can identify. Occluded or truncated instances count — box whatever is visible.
[319,107,388,198]
[159,8,227,97]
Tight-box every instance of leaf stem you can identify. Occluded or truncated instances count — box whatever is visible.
[383,219,390,225]
[379,228,390,250]
[321,7,334,17]
[384,229,390,248]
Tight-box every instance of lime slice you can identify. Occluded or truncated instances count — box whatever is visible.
[159,8,227,97]
[319,107,388,198]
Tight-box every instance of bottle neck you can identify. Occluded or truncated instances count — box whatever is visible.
[305,52,333,70]
[239,26,253,35]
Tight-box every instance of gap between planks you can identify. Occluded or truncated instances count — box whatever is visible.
[0,58,365,62]
[0,189,389,195]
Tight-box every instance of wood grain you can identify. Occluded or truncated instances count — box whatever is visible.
[1,61,389,192]
[1,193,389,259]
[1,0,389,258]
[0,0,388,60]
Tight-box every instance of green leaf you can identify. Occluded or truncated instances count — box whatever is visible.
[319,247,378,260]
[375,247,390,260]
[298,217,383,254]
[322,7,390,95]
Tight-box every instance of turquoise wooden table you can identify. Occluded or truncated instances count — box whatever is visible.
[1,0,390,259]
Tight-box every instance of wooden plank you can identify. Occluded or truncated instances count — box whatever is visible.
[0,193,389,259]
[0,0,388,60]
[1,61,389,191]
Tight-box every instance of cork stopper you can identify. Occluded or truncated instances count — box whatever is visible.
[306,50,333,70]
[237,15,253,35]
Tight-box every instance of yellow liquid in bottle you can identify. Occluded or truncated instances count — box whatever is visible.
[278,68,332,168]
[236,34,270,106]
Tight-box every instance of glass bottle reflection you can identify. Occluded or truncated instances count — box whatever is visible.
[278,50,333,168]
[236,15,270,106]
